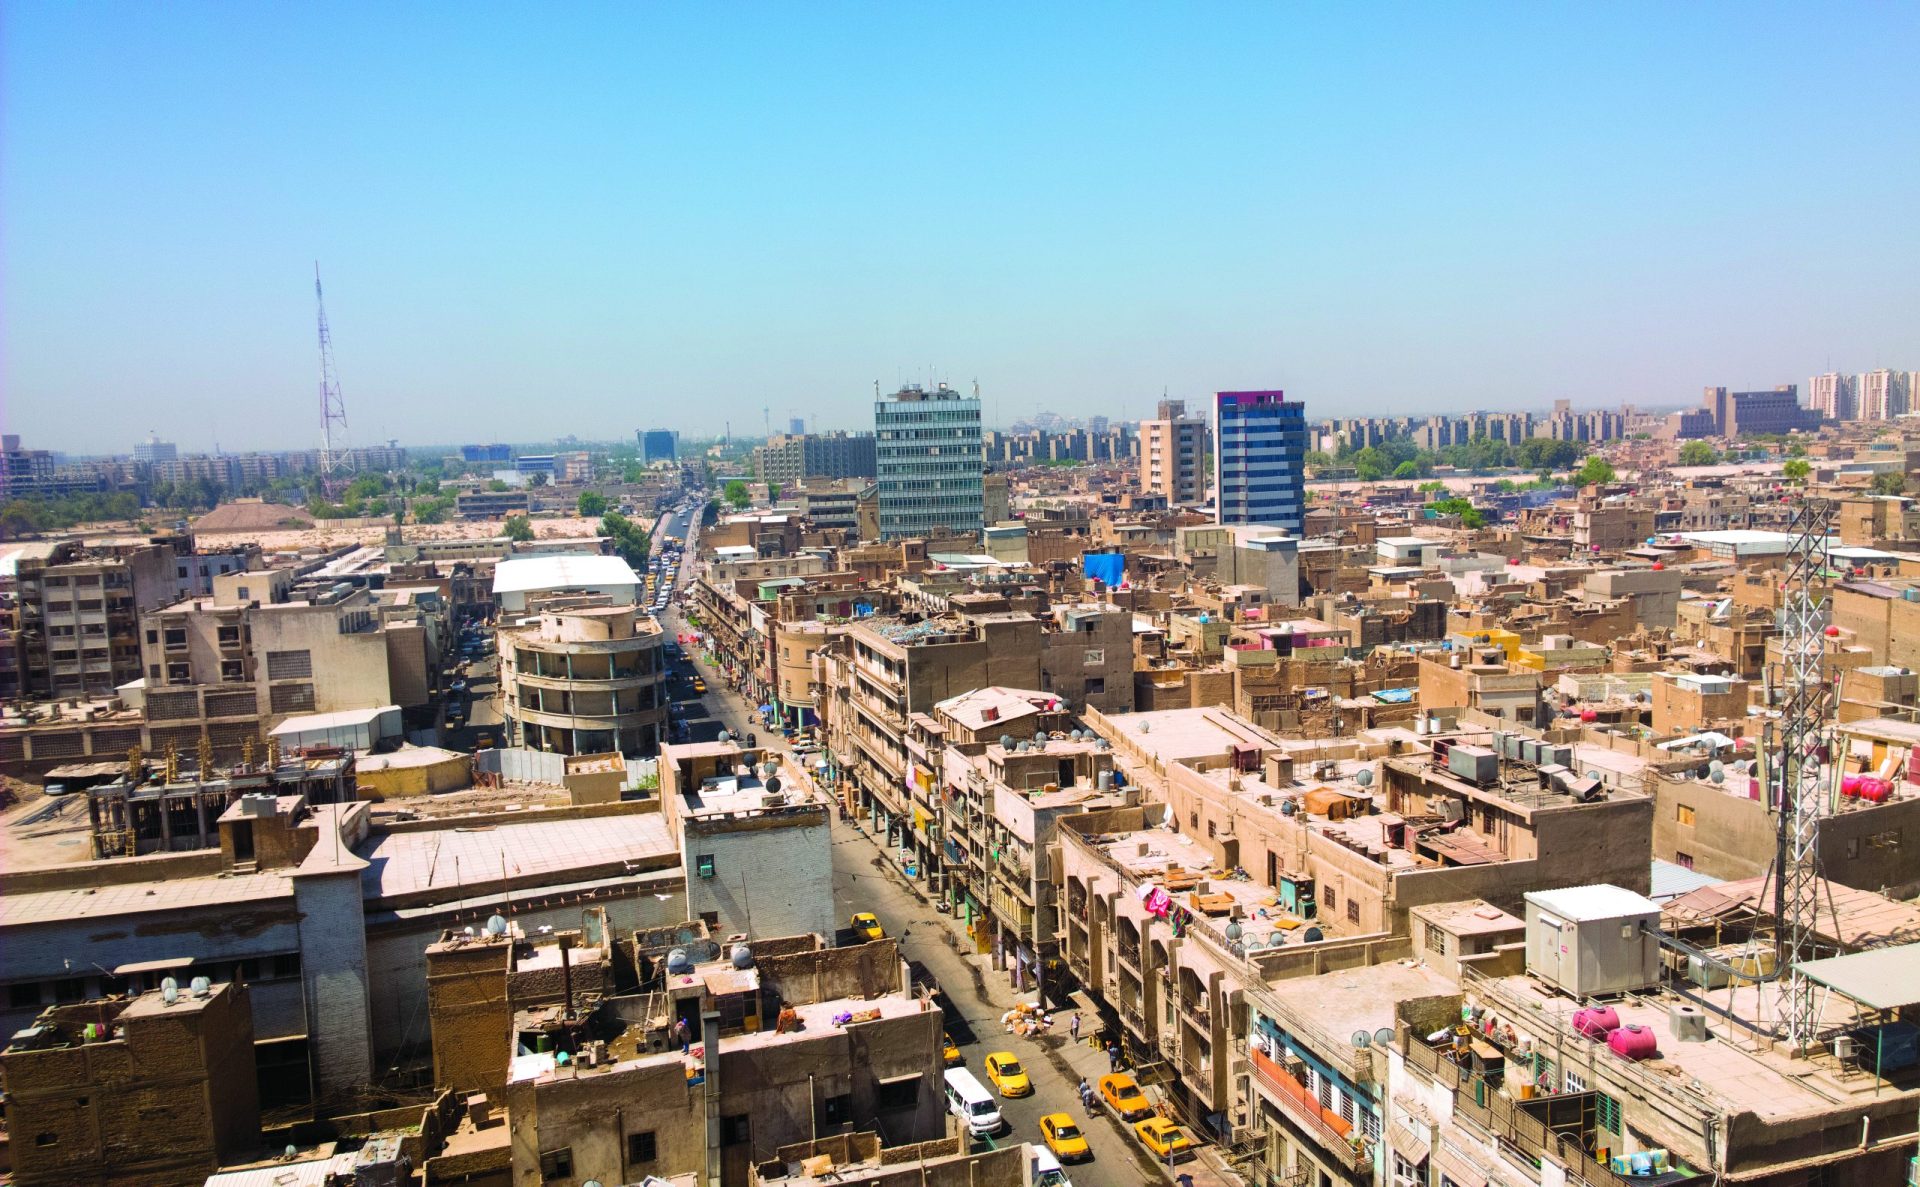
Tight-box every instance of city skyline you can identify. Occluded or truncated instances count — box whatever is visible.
[4,5,1916,451]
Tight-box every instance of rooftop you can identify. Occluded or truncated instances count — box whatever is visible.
[357,809,675,903]
[492,553,640,596]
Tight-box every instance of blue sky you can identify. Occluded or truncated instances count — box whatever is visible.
[3,4,1916,452]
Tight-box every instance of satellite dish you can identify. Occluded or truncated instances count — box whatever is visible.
[718,730,731,744]
[190,976,212,997]
[161,977,179,1005]
[285,1145,298,1160]
[1355,768,1374,787]
[1000,734,1015,750]
[766,776,782,794]
[485,914,509,936]
[1351,1030,1373,1048]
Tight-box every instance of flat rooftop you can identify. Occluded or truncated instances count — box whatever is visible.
[1091,822,1324,948]
[1104,706,1285,766]
[0,869,294,929]
[357,810,675,903]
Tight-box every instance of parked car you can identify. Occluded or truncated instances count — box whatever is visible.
[1099,1074,1153,1121]
[1039,1113,1090,1162]
[850,912,884,942]
[1132,1118,1192,1161]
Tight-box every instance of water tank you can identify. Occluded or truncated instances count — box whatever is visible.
[486,914,509,936]
[1607,1024,1659,1060]
[1572,1005,1620,1040]
[730,944,754,969]
[1301,926,1324,943]
[665,947,694,975]
[1097,771,1112,791]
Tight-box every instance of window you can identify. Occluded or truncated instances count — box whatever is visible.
[53,977,85,1002]
[10,982,42,1009]
[237,586,250,601]
[1595,1091,1621,1133]
[1676,804,1696,826]
[266,649,313,679]
[1564,1069,1587,1093]
[876,1074,920,1110]
[1189,812,1198,829]
[36,1133,57,1147]
[696,854,716,879]
[1675,852,1695,870]
[270,683,316,712]
[1424,922,1447,955]
[1323,885,1337,911]
[1347,900,1361,924]
[1207,820,1216,838]
[721,1114,751,1145]
[538,1147,573,1180]
[146,629,158,645]
[1362,1107,1381,1142]
[1085,677,1105,696]
[163,628,187,648]
[1339,1091,1355,1124]
[821,1092,852,1125]
[626,1131,657,1164]
[272,954,302,980]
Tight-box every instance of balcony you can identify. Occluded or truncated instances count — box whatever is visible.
[1248,1047,1371,1173]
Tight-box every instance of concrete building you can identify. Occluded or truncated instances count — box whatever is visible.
[660,738,835,941]
[5,539,174,699]
[1214,389,1308,530]
[1689,384,1821,437]
[753,431,878,487]
[1809,371,1858,420]
[874,383,984,541]
[133,433,178,463]
[498,605,668,756]
[1858,367,1912,421]
[1139,397,1207,504]
[500,934,944,1187]
[1,981,261,1187]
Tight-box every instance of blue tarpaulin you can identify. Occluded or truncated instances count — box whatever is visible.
[1083,552,1125,588]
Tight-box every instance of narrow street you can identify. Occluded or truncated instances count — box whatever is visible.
[659,524,1183,1184]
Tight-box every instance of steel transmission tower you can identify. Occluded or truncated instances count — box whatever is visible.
[314,264,349,480]
[1767,496,1836,1053]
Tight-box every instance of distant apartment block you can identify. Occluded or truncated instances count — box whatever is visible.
[1858,368,1912,421]
[1672,384,1821,438]
[753,430,878,487]
[874,383,984,540]
[1808,371,1858,420]
[1214,389,1307,530]
[133,433,178,463]
[1140,397,1207,504]
[460,443,513,464]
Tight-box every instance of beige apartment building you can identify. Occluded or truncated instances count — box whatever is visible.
[1140,397,1208,505]
[498,605,668,756]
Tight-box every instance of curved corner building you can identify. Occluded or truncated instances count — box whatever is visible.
[498,607,668,755]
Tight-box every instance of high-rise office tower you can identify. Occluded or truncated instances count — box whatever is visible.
[1139,398,1207,504]
[789,417,806,435]
[638,429,678,464]
[1808,373,1857,420]
[1214,390,1307,530]
[875,383,983,540]
[1859,370,1912,421]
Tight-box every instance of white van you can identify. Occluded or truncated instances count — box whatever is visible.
[943,1067,1001,1136]
[1031,1146,1072,1187]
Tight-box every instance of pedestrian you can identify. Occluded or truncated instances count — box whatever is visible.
[1070,1012,1081,1040]
[672,1017,691,1054]
[1107,1041,1121,1072]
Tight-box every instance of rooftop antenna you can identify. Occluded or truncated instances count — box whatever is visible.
[314,264,349,489]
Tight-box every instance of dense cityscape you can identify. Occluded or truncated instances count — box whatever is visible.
[5,6,1919,1187]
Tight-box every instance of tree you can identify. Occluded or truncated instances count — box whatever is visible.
[1787,440,1808,458]
[529,472,549,488]
[724,479,751,509]
[1677,441,1721,467]
[1513,438,1581,470]
[1304,450,1334,471]
[1782,459,1811,483]
[601,511,650,568]
[487,478,510,492]
[1393,461,1420,479]
[1871,472,1906,496]
[1418,480,1448,493]
[1575,456,1617,486]
[503,513,535,542]
[577,491,609,518]
[767,482,782,502]
[1351,446,1388,482]
[1424,498,1487,529]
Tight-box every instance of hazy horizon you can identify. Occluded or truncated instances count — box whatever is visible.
[4,5,1916,454]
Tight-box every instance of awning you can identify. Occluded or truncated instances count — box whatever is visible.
[876,1071,922,1086]
[1388,1122,1430,1167]
[113,956,194,976]
[1795,942,1920,1010]
[1429,1142,1488,1187]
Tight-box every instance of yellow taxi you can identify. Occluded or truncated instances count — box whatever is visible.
[850,912,884,942]
[692,677,707,694]
[942,1033,963,1065]
[1039,1113,1090,1161]
[1098,1073,1152,1121]
[983,1051,1032,1097]
[1133,1117,1193,1161]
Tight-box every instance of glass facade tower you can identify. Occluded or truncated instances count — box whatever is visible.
[874,383,984,540]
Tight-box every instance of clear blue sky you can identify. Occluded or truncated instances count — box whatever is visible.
[4,4,1916,453]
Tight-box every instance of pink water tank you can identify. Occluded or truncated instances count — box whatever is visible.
[1573,1006,1620,1040]
[1608,1024,1659,1060]
[1856,777,1893,804]
[1841,774,1864,798]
